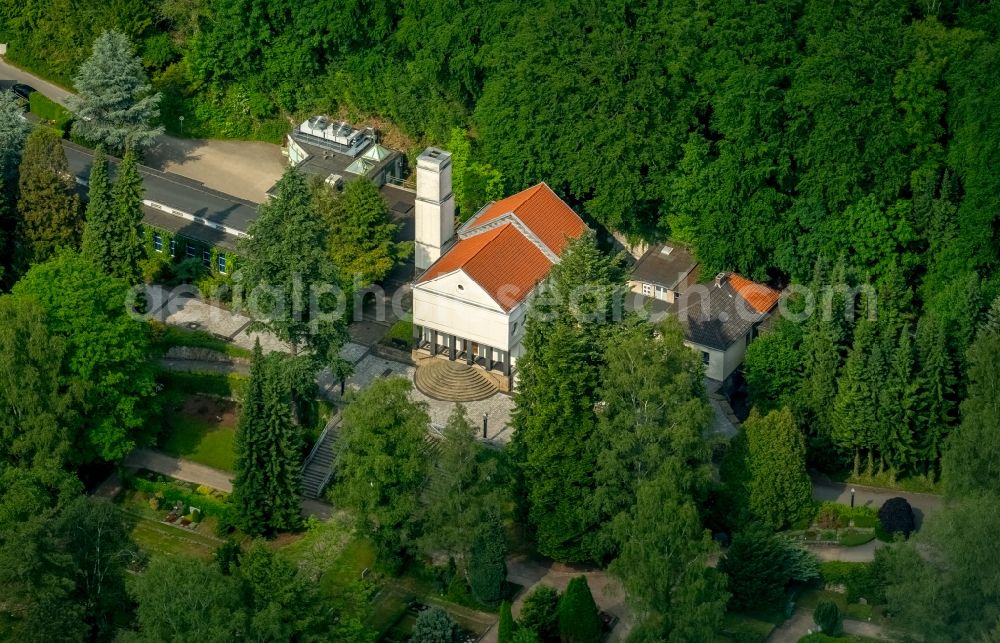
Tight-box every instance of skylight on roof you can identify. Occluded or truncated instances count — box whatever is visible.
[660,245,674,255]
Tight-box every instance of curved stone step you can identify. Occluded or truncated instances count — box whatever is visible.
[413,360,499,402]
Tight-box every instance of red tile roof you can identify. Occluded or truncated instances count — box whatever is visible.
[467,183,586,256]
[728,273,781,314]
[418,224,551,311]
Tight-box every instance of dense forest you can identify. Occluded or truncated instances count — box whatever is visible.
[1,0,997,278]
[2,1,1000,640]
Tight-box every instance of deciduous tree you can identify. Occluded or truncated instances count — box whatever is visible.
[12,252,157,463]
[333,377,429,565]
[609,466,727,642]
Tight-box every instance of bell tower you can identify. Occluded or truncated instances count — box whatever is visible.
[414,147,455,271]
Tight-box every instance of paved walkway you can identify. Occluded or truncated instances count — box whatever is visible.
[1,57,284,203]
[123,448,334,519]
[768,609,892,642]
[811,473,942,530]
[125,448,234,491]
[802,540,885,563]
[145,284,516,440]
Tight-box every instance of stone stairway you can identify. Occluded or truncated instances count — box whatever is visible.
[413,359,499,402]
[302,414,342,499]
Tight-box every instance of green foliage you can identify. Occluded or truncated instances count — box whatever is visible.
[108,148,147,283]
[15,128,82,267]
[819,560,886,604]
[511,231,629,562]
[333,377,429,565]
[0,90,28,178]
[518,585,560,643]
[410,606,460,643]
[386,315,413,346]
[718,529,819,612]
[68,30,163,151]
[813,600,841,636]
[310,175,405,287]
[231,344,303,535]
[27,92,72,133]
[742,408,813,531]
[883,492,1000,641]
[498,601,515,643]
[608,465,727,642]
[0,295,72,475]
[13,252,157,462]
[81,147,115,273]
[557,576,602,643]
[155,369,248,401]
[238,168,348,370]
[591,318,711,560]
[419,404,507,561]
[468,518,507,607]
[942,330,1000,496]
[743,318,803,413]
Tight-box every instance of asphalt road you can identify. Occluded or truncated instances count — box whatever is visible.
[2,56,285,202]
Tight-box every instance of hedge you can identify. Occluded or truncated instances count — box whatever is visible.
[819,562,882,604]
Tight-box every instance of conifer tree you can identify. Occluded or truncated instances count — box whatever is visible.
[831,320,880,471]
[80,147,115,272]
[68,30,163,151]
[231,343,303,535]
[743,407,812,530]
[468,518,507,606]
[0,90,28,179]
[239,167,348,369]
[915,315,956,472]
[557,576,601,643]
[108,148,146,283]
[15,128,82,267]
[878,325,919,473]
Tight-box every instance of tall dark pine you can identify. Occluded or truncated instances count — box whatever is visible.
[232,343,303,535]
[109,148,146,283]
[81,146,115,272]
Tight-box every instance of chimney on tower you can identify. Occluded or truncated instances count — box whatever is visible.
[414,147,455,271]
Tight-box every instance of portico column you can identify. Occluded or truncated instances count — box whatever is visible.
[501,350,510,377]
[448,334,456,360]
[486,346,493,371]
[465,339,473,365]
[412,324,421,349]
[431,330,438,356]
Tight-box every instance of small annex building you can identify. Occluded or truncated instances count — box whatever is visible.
[629,242,699,303]
[410,147,587,388]
[679,272,781,382]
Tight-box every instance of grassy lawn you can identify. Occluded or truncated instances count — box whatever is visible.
[130,515,222,560]
[158,395,238,472]
[720,611,782,642]
[151,322,253,359]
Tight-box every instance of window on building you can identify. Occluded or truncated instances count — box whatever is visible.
[702,351,710,365]
[153,233,162,252]
[511,321,518,334]
[641,283,653,297]
[217,253,226,274]
[169,239,176,257]
[185,243,196,258]
[201,249,211,267]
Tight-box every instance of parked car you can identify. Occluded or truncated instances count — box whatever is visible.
[11,83,35,101]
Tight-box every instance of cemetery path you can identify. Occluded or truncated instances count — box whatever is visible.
[123,448,335,519]
[811,473,943,530]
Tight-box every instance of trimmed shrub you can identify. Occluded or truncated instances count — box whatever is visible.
[468,520,507,606]
[411,606,460,643]
[813,599,841,635]
[557,576,601,643]
[513,630,542,643]
[498,601,515,643]
[519,585,560,642]
[719,528,819,611]
[878,497,915,538]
